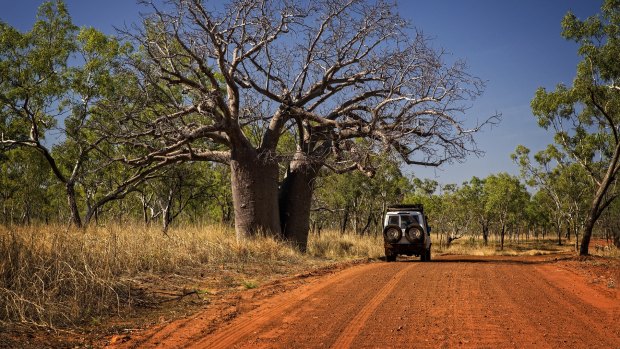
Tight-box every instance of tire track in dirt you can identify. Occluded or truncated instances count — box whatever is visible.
[535,263,620,340]
[480,263,553,348]
[329,264,414,349]
[187,262,389,349]
[115,263,384,349]
[440,262,506,349]
[517,264,620,347]
[220,262,416,348]
[341,256,619,349]
[109,255,620,349]
[349,259,520,349]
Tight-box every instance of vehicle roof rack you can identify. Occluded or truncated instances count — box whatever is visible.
[387,204,424,212]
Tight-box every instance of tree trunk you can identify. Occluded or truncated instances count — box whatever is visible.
[278,152,321,251]
[341,207,349,235]
[230,147,281,240]
[575,228,580,252]
[162,188,174,233]
[482,224,489,246]
[580,215,596,256]
[66,182,82,228]
[500,223,505,251]
[360,213,373,236]
[140,193,150,224]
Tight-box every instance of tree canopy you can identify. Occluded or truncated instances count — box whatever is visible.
[530,0,620,255]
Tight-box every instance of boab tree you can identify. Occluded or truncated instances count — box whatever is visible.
[109,0,496,249]
[531,0,620,254]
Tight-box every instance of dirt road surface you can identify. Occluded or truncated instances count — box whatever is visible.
[109,255,620,348]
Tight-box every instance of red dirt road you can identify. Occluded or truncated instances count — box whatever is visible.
[110,255,620,348]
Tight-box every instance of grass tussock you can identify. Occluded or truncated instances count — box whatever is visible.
[590,244,620,258]
[308,230,383,259]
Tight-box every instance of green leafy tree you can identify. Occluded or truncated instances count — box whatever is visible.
[484,173,529,250]
[404,178,443,239]
[531,0,620,254]
[514,145,571,245]
[0,1,81,224]
[459,177,493,245]
[313,157,411,235]
[598,199,620,247]
[0,1,167,227]
[555,163,591,245]
[530,191,555,239]
[0,149,53,224]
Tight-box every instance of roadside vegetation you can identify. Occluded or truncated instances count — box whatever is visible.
[1,222,615,331]
[0,223,385,329]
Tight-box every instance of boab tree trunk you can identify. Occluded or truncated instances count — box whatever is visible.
[230,146,281,240]
[279,152,321,251]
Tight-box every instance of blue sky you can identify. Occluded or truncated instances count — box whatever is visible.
[0,0,603,186]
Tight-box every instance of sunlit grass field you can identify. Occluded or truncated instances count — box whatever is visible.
[0,223,384,328]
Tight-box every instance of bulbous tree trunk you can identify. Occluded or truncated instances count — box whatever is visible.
[230,146,281,240]
[278,152,321,251]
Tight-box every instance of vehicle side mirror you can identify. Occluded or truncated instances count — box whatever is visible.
[427,226,432,234]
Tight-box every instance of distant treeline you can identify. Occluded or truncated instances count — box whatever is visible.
[2,146,619,250]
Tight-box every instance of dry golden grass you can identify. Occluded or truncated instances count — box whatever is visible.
[1,223,617,330]
[0,223,291,328]
[590,242,620,258]
[308,230,383,260]
[0,224,383,329]
[434,236,577,256]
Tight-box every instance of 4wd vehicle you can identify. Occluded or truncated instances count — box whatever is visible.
[383,204,432,262]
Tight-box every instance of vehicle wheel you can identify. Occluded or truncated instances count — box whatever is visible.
[426,247,432,261]
[383,224,402,243]
[420,252,427,262]
[405,224,424,243]
[385,249,397,262]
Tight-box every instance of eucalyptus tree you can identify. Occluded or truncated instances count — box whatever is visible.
[484,173,529,250]
[111,0,497,248]
[531,0,620,254]
[513,145,570,245]
[405,178,443,237]
[0,1,85,225]
[0,149,52,224]
[529,190,554,240]
[313,157,410,235]
[555,163,591,245]
[458,177,493,244]
[0,1,169,227]
[599,199,620,248]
